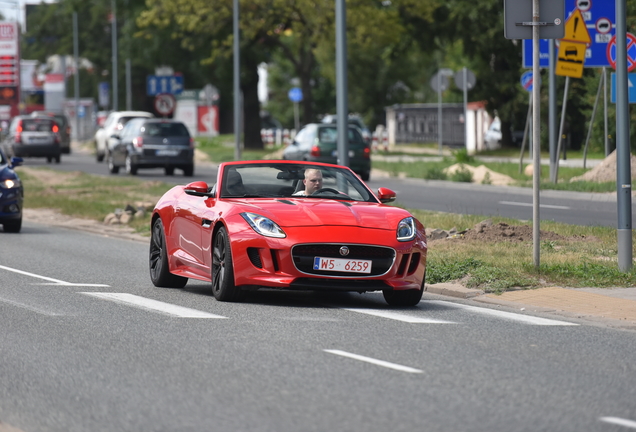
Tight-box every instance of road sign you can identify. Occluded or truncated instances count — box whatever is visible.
[556,41,586,77]
[504,0,564,39]
[430,72,449,92]
[520,71,536,92]
[453,69,476,91]
[523,0,615,68]
[154,93,176,116]
[288,87,303,103]
[146,75,184,96]
[610,72,636,104]
[607,33,636,72]
[562,9,591,44]
[98,81,110,108]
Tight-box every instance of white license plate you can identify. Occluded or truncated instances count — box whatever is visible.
[156,149,179,156]
[313,257,372,273]
[331,150,355,157]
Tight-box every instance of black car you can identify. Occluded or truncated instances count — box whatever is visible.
[0,115,62,163]
[108,118,195,176]
[30,111,71,154]
[282,123,371,181]
[0,147,23,233]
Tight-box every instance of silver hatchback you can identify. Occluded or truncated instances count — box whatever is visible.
[0,116,62,163]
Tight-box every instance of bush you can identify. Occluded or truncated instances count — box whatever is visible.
[450,165,473,182]
[452,148,474,163]
[424,166,448,180]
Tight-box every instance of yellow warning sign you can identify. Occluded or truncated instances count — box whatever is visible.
[562,9,591,44]
[556,41,586,78]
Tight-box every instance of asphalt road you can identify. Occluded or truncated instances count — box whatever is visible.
[1,223,636,431]
[26,149,633,228]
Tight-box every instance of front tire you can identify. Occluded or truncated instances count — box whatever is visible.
[107,154,119,174]
[383,274,425,307]
[149,218,188,288]
[2,218,22,233]
[212,227,243,301]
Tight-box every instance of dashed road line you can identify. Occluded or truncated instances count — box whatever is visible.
[324,349,423,373]
[424,300,579,326]
[0,264,109,287]
[343,308,457,324]
[599,417,636,429]
[80,293,227,318]
[499,200,570,210]
[0,296,61,316]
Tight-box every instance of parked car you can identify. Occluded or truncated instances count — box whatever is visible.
[0,115,62,163]
[149,160,427,306]
[282,123,371,181]
[107,118,195,176]
[94,110,154,162]
[30,111,71,154]
[321,113,372,143]
[0,147,23,233]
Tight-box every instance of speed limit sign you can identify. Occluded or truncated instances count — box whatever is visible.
[154,93,176,116]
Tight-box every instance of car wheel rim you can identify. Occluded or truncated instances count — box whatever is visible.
[149,222,163,279]
[212,233,226,293]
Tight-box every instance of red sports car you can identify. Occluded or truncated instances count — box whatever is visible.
[149,160,428,306]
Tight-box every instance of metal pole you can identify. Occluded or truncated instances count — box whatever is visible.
[125,0,131,110]
[463,67,467,150]
[603,67,609,156]
[335,0,349,168]
[614,0,633,272]
[438,73,443,156]
[73,11,79,143]
[233,0,241,160]
[549,39,557,183]
[293,102,299,131]
[111,0,118,111]
[553,76,570,184]
[582,72,604,169]
[518,96,532,173]
[532,0,541,268]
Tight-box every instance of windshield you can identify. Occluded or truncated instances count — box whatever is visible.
[220,162,376,202]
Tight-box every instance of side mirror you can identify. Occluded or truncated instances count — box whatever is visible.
[185,181,215,197]
[377,187,396,203]
[10,156,23,167]
[110,134,120,140]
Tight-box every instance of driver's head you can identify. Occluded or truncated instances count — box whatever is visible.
[303,169,323,194]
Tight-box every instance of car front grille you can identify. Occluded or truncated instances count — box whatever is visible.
[291,243,395,277]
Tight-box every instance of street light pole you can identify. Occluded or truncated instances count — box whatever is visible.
[111,0,118,111]
[73,11,80,143]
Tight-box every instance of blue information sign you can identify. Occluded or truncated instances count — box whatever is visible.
[523,0,615,68]
[146,75,184,96]
[288,87,303,103]
[610,72,636,104]
[520,71,535,92]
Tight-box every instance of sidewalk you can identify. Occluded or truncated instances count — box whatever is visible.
[426,283,636,329]
[372,153,602,168]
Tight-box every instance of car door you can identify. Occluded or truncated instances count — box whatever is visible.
[173,189,209,269]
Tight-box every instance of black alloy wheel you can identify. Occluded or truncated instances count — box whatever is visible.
[212,227,243,301]
[149,218,188,288]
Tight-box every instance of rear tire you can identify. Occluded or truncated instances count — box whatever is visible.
[3,218,22,233]
[212,227,243,301]
[149,218,188,288]
[183,165,194,177]
[125,154,138,175]
[165,167,175,176]
[55,155,61,163]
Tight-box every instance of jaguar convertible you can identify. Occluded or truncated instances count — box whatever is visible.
[149,160,427,306]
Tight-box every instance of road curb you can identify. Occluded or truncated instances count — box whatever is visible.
[425,283,484,299]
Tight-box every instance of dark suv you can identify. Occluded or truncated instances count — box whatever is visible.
[282,123,371,181]
[0,115,62,163]
[30,111,71,154]
[108,118,195,176]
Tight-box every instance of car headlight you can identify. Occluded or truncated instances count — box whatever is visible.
[1,178,20,189]
[241,212,286,238]
[397,217,416,242]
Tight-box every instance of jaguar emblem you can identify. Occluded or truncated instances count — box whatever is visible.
[339,246,350,256]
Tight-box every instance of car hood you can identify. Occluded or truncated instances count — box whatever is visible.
[234,198,410,229]
[0,164,18,181]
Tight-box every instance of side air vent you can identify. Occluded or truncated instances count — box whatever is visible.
[247,248,263,268]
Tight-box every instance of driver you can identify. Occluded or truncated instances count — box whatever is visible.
[293,169,323,196]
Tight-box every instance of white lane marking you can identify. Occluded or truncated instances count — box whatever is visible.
[499,201,570,210]
[343,308,457,324]
[424,300,579,326]
[600,417,636,429]
[0,296,61,316]
[81,293,227,318]
[0,264,110,287]
[324,349,423,374]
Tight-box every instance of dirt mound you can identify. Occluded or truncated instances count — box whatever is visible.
[443,164,516,186]
[570,150,636,183]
